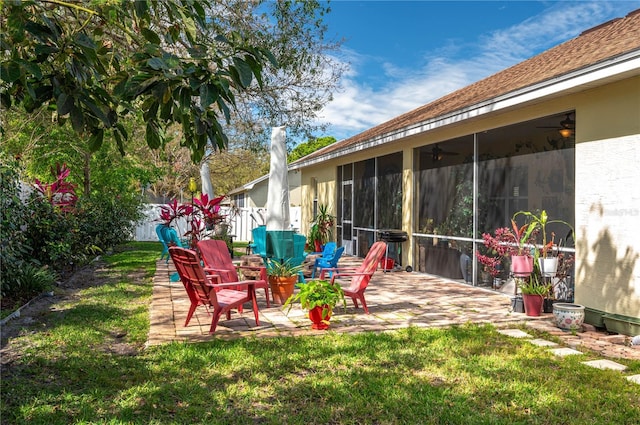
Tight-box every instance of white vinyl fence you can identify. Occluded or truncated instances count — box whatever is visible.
[135,204,301,243]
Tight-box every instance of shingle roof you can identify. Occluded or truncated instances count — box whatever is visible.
[298,8,640,163]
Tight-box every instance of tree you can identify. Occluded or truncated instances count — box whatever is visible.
[287,136,336,162]
[1,1,345,163]
[1,0,276,163]
[214,1,346,149]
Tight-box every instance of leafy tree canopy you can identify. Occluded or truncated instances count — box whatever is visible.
[1,0,345,163]
[1,0,276,163]
[287,136,336,162]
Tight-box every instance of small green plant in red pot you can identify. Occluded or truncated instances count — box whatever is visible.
[283,279,346,330]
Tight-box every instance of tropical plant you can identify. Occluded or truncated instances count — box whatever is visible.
[480,218,538,259]
[513,209,574,258]
[266,258,303,278]
[308,204,335,249]
[33,163,78,213]
[516,275,551,296]
[283,279,346,318]
[475,252,502,277]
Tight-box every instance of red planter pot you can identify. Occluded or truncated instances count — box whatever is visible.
[523,294,544,317]
[308,305,331,330]
[511,255,533,277]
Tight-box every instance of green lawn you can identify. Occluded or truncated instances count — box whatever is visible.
[1,242,639,424]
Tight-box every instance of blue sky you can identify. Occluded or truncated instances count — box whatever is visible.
[314,0,640,141]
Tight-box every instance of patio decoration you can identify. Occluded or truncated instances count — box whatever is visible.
[478,218,537,279]
[283,279,346,330]
[308,204,335,252]
[266,258,303,305]
[553,302,585,330]
[512,210,574,278]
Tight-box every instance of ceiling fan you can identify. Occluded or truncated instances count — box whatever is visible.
[537,113,575,138]
[431,144,459,161]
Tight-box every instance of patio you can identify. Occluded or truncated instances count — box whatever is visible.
[146,254,640,362]
[148,255,541,344]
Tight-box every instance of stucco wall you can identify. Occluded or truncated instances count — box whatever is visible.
[300,164,336,238]
[574,78,640,319]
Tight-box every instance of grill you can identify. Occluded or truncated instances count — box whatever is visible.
[377,230,410,272]
[378,230,408,243]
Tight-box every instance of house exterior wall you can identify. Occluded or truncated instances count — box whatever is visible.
[574,76,640,321]
[244,169,302,209]
[298,74,639,325]
[300,163,336,238]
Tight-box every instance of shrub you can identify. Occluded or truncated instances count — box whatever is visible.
[1,157,145,306]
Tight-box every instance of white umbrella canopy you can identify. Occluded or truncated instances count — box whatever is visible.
[265,126,290,231]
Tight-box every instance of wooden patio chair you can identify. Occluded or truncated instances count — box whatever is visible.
[197,239,270,307]
[319,241,387,314]
[168,246,260,334]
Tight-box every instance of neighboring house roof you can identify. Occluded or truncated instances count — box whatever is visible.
[227,174,268,196]
[291,8,640,168]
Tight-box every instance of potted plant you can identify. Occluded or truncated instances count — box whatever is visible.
[266,259,303,305]
[308,204,335,252]
[479,218,537,278]
[283,279,347,330]
[513,210,574,277]
[517,275,550,317]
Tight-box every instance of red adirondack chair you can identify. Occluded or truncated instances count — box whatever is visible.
[319,241,387,314]
[168,246,260,334]
[197,239,270,307]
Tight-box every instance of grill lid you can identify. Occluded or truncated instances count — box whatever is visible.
[378,229,408,242]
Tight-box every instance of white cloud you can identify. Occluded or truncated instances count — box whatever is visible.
[316,1,638,141]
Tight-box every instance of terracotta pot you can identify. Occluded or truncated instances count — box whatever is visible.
[269,275,297,305]
[522,294,544,317]
[308,305,331,330]
[314,240,323,252]
[511,255,533,277]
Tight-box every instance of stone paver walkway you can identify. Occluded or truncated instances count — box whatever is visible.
[147,256,640,368]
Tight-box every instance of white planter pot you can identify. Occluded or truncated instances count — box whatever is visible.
[538,257,558,277]
[553,302,585,330]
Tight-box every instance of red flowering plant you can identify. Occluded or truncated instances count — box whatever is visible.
[193,194,226,229]
[159,198,193,227]
[475,252,502,277]
[34,163,78,213]
[159,194,228,249]
[477,219,539,277]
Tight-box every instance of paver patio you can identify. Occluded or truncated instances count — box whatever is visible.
[148,255,538,345]
[146,255,640,363]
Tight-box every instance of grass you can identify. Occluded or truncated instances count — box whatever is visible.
[1,242,639,424]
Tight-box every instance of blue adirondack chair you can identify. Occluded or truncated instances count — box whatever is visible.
[249,225,267,259]
[156,223,184,263]
[312,246,345,278]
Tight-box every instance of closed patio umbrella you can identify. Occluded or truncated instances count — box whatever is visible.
[266,126,290,231]
[200,154,215,199]
[265,126,293,261]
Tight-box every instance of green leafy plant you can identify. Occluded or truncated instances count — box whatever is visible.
[266,258,303,278]
[308,204,335,249]
[517,275,551,296]
[283,279,346,318]
[513,209,574,258]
